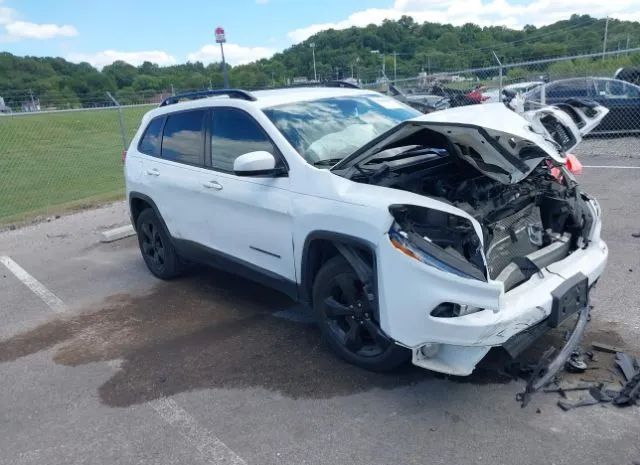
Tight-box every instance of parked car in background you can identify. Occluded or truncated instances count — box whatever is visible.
[520,77,640,135]
[483,81,544,103]
[614,67,640,86]
[387,84,450,113]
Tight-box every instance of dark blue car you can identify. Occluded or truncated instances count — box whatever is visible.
[523,77,640,135]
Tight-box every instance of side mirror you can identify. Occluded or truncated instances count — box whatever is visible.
[233,151,286,177]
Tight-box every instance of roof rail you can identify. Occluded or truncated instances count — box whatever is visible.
[279,80,361,90]
[159,89,257,106]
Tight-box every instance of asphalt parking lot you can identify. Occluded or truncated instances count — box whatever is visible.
[1,140,639,465]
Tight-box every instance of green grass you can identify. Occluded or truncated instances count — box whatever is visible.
[0,105,153,224]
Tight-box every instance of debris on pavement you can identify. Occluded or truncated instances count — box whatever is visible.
[592,341,625,354]
[613,372,640,406]
[565,351,588,373]
[614,352,638,381]
[514,333,640,411]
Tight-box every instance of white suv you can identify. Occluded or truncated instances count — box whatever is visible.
[125,86,609,377]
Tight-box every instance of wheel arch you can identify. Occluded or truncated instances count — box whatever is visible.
[300,231,378,306]
[129,192,170,236]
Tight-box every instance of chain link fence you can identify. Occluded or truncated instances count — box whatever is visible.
[0,95,155,226]
[1,49,639,226]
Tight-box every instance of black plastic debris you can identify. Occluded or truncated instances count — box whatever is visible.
[613,372,640,406]
[592,341,624,354]
[614,352,638,381]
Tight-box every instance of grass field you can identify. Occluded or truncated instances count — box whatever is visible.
[0,105,153,225]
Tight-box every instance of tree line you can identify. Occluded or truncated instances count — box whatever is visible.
[1,14,639,109]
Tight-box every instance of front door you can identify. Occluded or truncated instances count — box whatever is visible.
[203,107,296,285]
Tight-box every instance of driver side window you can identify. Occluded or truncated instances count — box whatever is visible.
[210,108,277,172]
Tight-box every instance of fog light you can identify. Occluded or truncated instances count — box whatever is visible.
[430,302,483,318]
[419,343,440,358]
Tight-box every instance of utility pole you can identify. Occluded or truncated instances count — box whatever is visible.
[310,43,317,81]
[171,83,175,96]
[602,16,609,61]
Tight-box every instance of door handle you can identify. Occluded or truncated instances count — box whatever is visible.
[203,180,223,190]
[145,168,160,177]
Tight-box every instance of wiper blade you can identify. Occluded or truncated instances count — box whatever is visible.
[313,158,343,167]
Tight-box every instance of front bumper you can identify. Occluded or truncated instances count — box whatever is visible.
[377,236,608,376]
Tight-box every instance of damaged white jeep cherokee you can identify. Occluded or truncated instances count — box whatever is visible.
[125,86,608,376]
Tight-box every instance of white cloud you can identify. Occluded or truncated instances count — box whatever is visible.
[0,6,14,25]
[187,43,276,65]
[0,0,78,41]
[5,20,77,39]
[67,50,177,69]
[288,0,640,42]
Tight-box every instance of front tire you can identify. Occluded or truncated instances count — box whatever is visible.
[312,255,410,372]
[136,208,182,280]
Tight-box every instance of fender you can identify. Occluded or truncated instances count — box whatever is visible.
[300,231,378,310]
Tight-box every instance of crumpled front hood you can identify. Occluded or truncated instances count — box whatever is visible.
[333,102,607,184]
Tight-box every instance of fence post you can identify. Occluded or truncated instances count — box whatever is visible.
[106,92,128,150]
[492,51,503,96]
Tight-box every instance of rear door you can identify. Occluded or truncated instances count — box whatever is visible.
[139,109,213,245]
[202,107,296,283]
[593,78,640,133]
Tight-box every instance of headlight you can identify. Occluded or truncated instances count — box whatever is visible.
[388,205,486,281]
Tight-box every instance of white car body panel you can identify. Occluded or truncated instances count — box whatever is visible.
[126,88,608,376]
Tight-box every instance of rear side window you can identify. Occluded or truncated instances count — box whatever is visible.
[210,108,276,171]
[161,110,206,165]
[138,117,164,156]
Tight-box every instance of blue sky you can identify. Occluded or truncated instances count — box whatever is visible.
[0,0,638,68]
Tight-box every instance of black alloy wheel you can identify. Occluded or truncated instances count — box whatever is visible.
[136,208,182,279]
[312,255,410,371]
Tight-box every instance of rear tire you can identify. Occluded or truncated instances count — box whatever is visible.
[312,255,410,372]
[136,208,183,280]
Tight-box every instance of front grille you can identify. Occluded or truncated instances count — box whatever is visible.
[485,204,543,279]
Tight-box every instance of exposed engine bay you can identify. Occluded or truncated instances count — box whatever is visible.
[349,143,594,290]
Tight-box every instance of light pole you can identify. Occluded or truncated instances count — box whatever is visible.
[392,51,397,83]
[310,43,317,81]
[370,50,387,80]
[215,26,229,88]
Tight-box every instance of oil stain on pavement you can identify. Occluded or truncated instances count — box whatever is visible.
[0,268,432,406]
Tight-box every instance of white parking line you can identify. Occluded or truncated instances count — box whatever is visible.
[149,398,247,465]
[0,255,67,313]
[0,254,247,465]
[582,165,640,169]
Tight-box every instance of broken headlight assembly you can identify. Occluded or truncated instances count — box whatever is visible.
[388,204,487,281]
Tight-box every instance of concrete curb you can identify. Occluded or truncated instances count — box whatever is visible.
[100,224,135,243]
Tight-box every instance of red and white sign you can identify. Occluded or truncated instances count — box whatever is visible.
[215,26,226,44]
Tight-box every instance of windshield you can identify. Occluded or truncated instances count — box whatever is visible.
[262,94,420,165]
